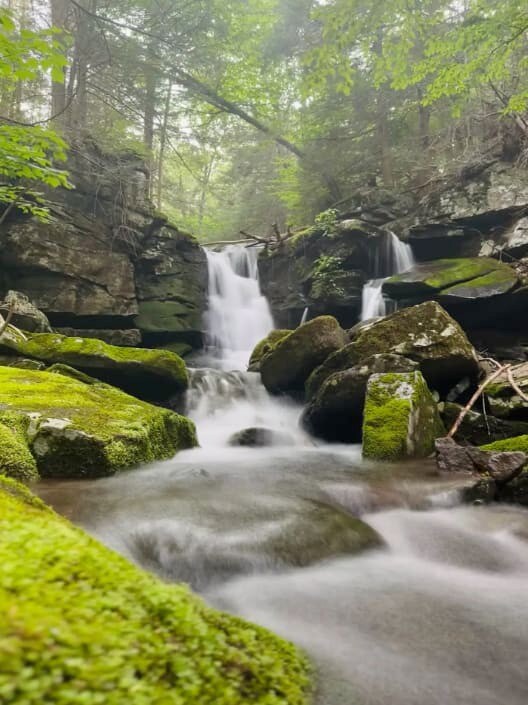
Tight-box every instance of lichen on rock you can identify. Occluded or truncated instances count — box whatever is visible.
[0,480,312,705]
[362,371,445,460]
[0,366,197,478]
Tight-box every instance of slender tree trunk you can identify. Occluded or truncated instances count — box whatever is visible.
[50,0,69,122]
[377,97,394,188]
[156,81,172,210]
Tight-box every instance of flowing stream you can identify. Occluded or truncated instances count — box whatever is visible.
[38,243,528,705]
[361,232,414,320]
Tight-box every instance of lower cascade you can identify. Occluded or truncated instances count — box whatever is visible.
[361,231,414,320]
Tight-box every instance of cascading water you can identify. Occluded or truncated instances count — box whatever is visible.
[188,244,307,448]
[203,245,274,369]
[361,231,414,320]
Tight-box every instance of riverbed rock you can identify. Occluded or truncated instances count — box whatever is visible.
[248,329,292,372]
[260,316,346,396]
[434,437,476,473]
[0,328,188,402]
[228,427,295,447]
[0,366,197,478]
[362,371,445,460]
[1,290,52,333]
[307,301,478,398]
[302,354,418,442]
[0,478,311,704]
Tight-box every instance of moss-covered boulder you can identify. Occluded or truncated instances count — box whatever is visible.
[0,366,196,478]
[302,354,418,443]
[383,257,519,301]
[307,301,478,398]
[0,328,188,402]
[362,371,445,460]
[0,413,38,482]
[480,435,528,454]
[0,479,311,704]
[260,316,346,396]
[248,329,292,372]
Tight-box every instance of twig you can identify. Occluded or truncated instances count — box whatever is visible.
[447,364,511,439]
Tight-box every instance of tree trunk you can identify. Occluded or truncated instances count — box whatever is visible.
[50,0,69,122]
[156,81,172,210]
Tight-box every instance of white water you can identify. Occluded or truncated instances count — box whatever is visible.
[361,231,414,320]
[193,244,306,448]
[204,245,274,370]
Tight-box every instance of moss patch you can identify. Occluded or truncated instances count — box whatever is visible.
[481,435,528,454]
[248,329,292,371]
[0,481,311,705]
[362,371,445,461]
[0,416,39,482]
[0,329,189,399]
[0,366,197,478]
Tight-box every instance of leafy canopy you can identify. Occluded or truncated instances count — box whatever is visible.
[0,10,70,221]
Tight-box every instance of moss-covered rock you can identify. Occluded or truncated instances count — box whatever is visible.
[307,301,478,398]
[248,329,292,372]
[383,257,519,300]
[440,402,528,446]
[0,328,188,402]
[362,371,445,460]
[0,480,311,705]
[302,354,418,443]
[260,316,346,396]
[0,413,39,482]
[480,435,528,454]
[0,366,197,478]
[483,362,528,420]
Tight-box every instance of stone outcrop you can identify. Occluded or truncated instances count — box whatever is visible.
[0,328,188,403]
[0,140,207,353]
[248,329,292,372]
[302,354,418,443]
[0,365,197,479]
[260,316,346,396]
[362,371,445,460]
[228,427,295,447]
[306,301,478,398]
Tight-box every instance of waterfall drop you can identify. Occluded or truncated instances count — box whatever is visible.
[361,232,414,320]
[204,245,274,370]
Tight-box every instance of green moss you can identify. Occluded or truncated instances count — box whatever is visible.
[0,329,189,390]
[362,371,444,461]
[260,316,345,395]
[0,366,197,478]
[481,435,528,453]
[248,329,292,370]
[441,266,517,296]
[0,416,39,482]
[0,482,312,705]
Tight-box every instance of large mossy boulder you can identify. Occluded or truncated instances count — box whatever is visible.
[0,328,188,402]
[260,316,346,396]
[0,478,311,704]
[302,354,418,443]
[248,329,292,372]
[307,301,478,398]
[362,371,445,460]
[0,366,196,478]
[383,257,519,301]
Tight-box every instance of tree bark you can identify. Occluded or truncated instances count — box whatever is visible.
[50,0,69,123]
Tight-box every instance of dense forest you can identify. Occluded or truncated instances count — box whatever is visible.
[2,0,528,239]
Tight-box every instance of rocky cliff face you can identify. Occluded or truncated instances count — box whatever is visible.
[0,140,207,353]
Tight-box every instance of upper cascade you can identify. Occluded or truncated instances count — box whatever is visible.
[361,231,414,321]
[204,245,274,370]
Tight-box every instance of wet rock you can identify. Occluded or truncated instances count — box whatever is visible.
[383,257,519,301]
[307,301,478,398]
[1,290,51,333]
[248,329,292,372]
[435,437,475,474]
[362,371,445,460]
[0,328,189,402]
[0,365,196,479]
[436,436,526,484]
[406,223,481,261]
[55,327,142,347]
[260,316,346,396]
[228,427,295,447]
[302,354,418,443]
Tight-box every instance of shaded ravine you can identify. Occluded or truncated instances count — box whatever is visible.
[37,244,528,705]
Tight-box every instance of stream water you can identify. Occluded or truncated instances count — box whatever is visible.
[37,243,528,705]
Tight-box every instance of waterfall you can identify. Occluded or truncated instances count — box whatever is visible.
[361,232,414,321]
[204,245,274,370]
